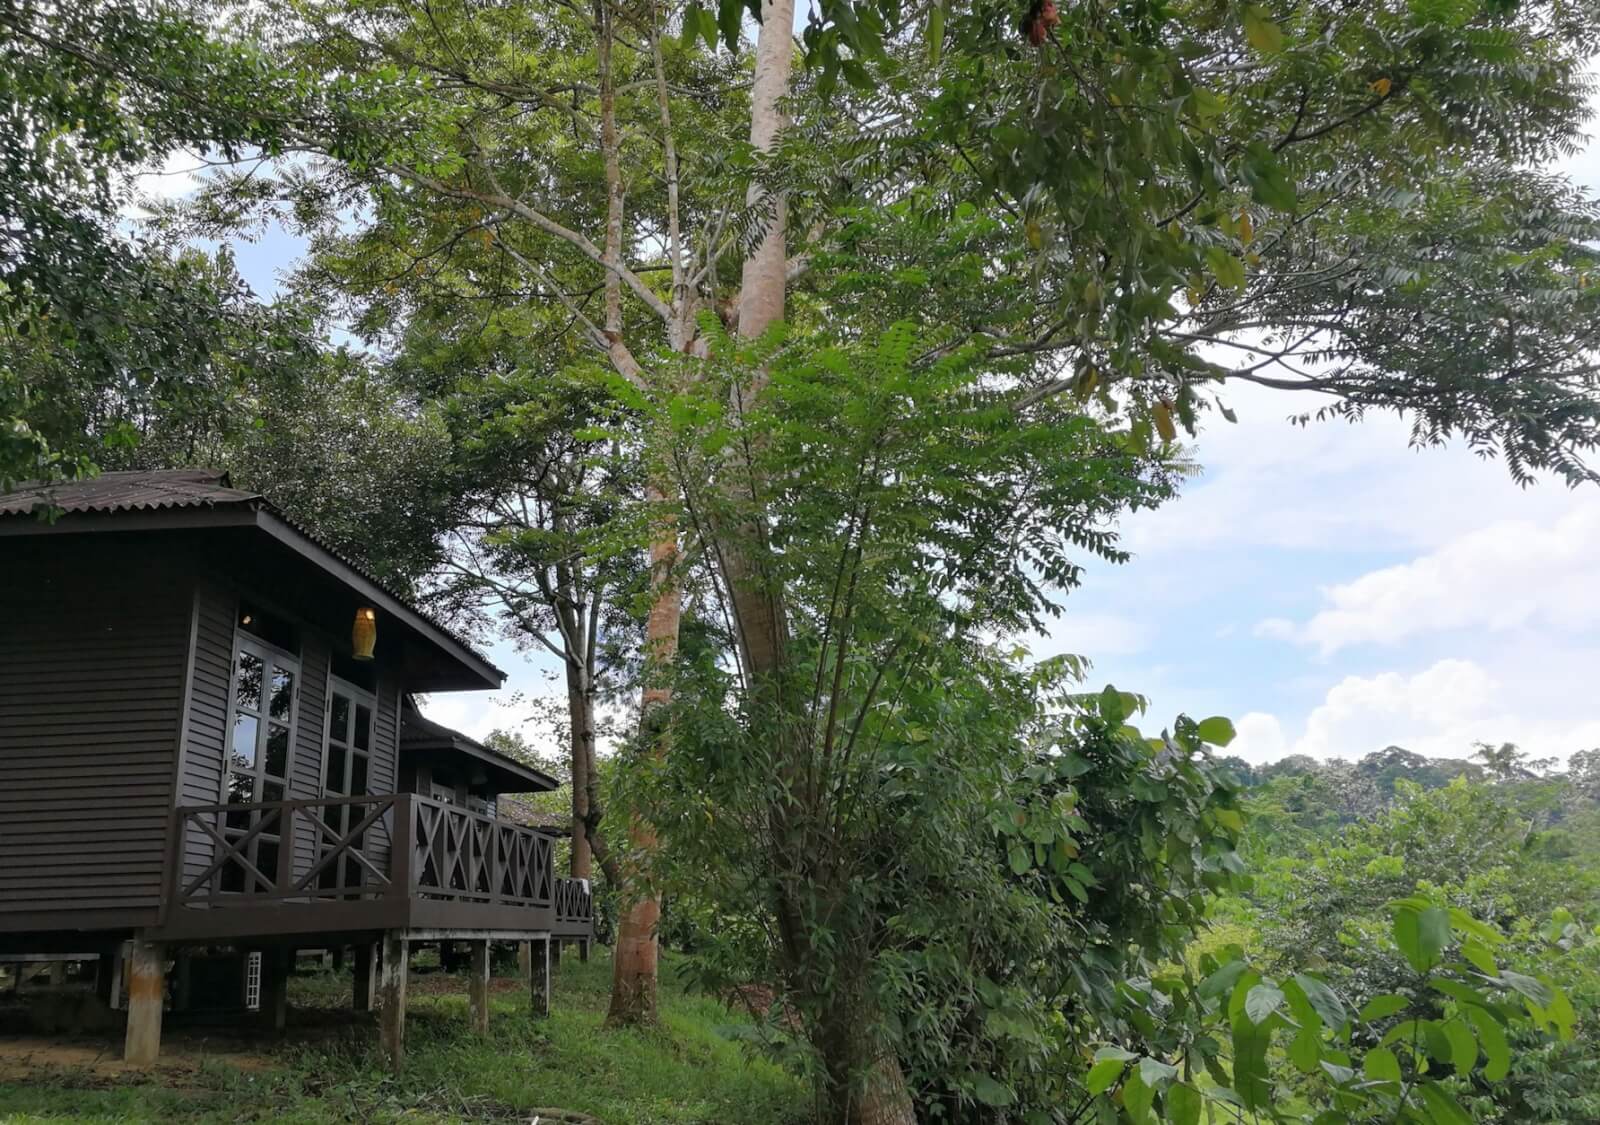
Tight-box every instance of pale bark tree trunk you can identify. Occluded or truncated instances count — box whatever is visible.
[566,659,594,880]
[731,6,915,1121]
[596,0,682,1025]
[607,489,680,1025]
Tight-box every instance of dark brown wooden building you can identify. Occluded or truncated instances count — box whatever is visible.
[0,470,592,1066]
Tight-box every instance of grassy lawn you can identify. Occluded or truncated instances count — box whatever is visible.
[0,948,807,1124]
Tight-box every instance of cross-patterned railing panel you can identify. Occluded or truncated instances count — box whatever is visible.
[172,795,397,907]
[169,794,565,918]
[554,877,594,923]
[408,795,554,908]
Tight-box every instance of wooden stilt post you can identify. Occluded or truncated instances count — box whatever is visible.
[379,932,409,1071]
[468,940,491,1035]
[262,948,289,1032]
[530,936,550,1018]
[353,942,377,1012]
[48,961,66,986]
[518,940,532,980]
[123,939,166,1066]
[551,938,563,967]
[579,939,591,963]
[332,945,346,973]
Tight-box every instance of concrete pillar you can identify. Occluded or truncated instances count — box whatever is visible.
[579,939,591,964]
[123,939,166,1065]
[353,942,377,1012]
[530,936,550,1019]
[261,948,290,1032]
[378,932,409,1071]
[467,940,491,1035]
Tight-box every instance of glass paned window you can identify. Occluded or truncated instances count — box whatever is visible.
[265,725,289,776]
[236,652,263,710]
[269,668,294,721]
[231,714,258,769]
[325,744,348,792]
[350,754,367,796]
[217,634,299,896]
[354,704,372,751]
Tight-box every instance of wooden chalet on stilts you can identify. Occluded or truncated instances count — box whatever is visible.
[0,470,593,1067]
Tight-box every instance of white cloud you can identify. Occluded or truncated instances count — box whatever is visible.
[1119,381,1581,559]
[1245,658,1600,765]
[1230,711,1288,764]
[1264,507,1600,655]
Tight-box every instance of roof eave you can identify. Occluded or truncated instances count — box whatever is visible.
[251,509,504,690]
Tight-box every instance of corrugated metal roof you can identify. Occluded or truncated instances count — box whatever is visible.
[0,468,259,516]
[1,469,502,683]
[400,698,560,792]
[496,792,572,834]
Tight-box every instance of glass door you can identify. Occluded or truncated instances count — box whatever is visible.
[321,678,376,893]
[222,638,298,893]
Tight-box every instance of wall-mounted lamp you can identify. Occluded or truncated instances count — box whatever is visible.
[352,607,377,661]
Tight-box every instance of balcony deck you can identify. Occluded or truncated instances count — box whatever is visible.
[151,793,594,944]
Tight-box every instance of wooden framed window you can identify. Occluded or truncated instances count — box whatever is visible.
[221,636,299,892]
[320,676,377,893]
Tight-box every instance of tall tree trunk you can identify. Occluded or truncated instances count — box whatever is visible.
[589,0,679,1026]
[732,7,915,1121]
[607,489,680,1025]
[566,658,593,880]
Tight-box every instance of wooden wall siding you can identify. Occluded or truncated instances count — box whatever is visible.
[289,635,329,879]
[365,675,401,872]
[178,581,236,890]
[0,542,190,928]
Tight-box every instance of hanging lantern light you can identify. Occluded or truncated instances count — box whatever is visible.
[352,607,377,661]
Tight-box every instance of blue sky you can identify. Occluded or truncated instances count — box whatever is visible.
[145,101,1600,768]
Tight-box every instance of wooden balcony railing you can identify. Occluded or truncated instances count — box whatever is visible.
[168,794,590,928]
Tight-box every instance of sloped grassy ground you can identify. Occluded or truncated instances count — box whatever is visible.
[0,948,807,1124]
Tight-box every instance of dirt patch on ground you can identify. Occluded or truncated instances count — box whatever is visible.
[0,1032,276,1083]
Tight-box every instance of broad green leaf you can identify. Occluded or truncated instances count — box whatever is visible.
[1196,716,1236,746]
[1242,4,1285,52]
[1362,1045,1402,1084]
[1205,246,1246,292]
[1441,1018,1477,1070]
[1242,143,1297,211]
[1462,938,1498,976]
[1289,1027,1321,1073]
[1416,1081,1473,1125]
[1293,973,1347,1030]
[926,0,944,64]
[1085,1057,1125,1096]
[1360,994,1409,1023]
[1500,971,1553,1007]
[1245,982,1286,1025]
[1394,904,1450,972]
[1467,1006,1511,1080]
[1137,1057,1179,1093]
[969,1074,1014,1107]
[1008,845,1031,875]
[1199,959,1250,1002]
[1166,1082,1203,1125]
